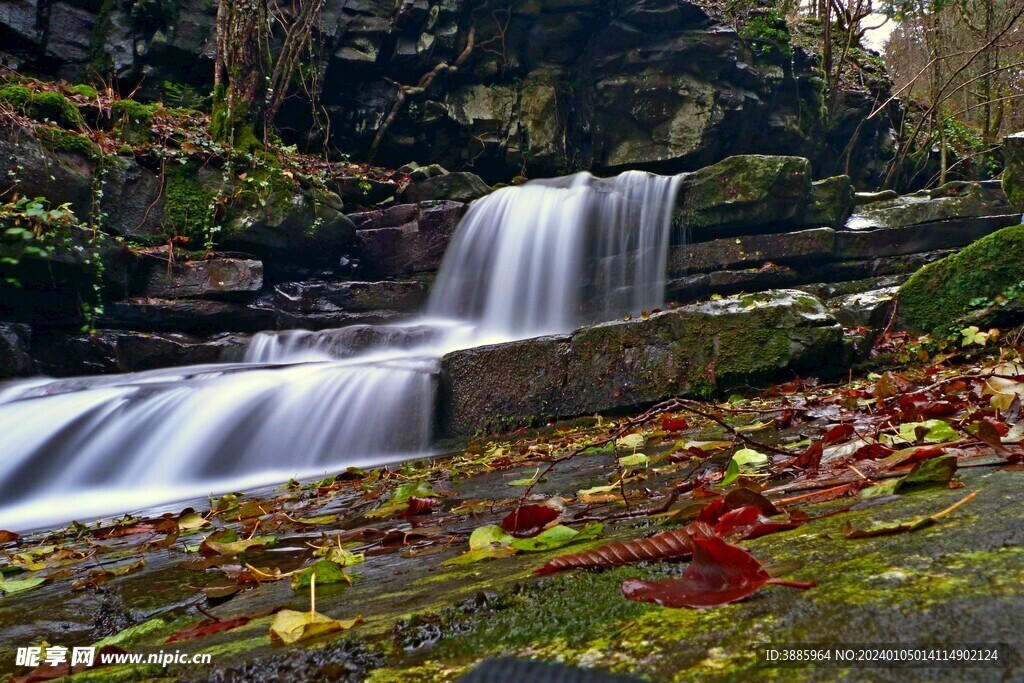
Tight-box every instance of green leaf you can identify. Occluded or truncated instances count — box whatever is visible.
[618,453,649,468]
[732,448,768,470]
[0,576,46,595]
[269,609,361,644]
[291,560,352,590]
[509,523,603,552]
[200,529,276,555]
[897,420,958,444]
[616,433,645,449]
[860,455,958,498]
[441,525,516,566]
[720,458,741,487]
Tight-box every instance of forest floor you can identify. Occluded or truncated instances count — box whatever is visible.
[3,330,1024,682]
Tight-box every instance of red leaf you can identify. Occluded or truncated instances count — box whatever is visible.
[920,401,960,418]
[621,536,814,608]
[534,528,696,575]
[852,443,893,460]
[823,424,855,445]
[166,616,250,643]
[886,445,946,468]
[712,506,801,540]
[398,497,441,517]
[794,440,824,469]
[660,415,690,432]
[501,505,559,538]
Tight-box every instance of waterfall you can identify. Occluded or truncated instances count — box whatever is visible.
[0,171,681,531]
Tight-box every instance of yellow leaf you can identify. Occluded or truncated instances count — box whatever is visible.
[268,609,361,644]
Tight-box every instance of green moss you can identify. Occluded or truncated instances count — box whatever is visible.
[36,125,100,158]
[28,91,85,129]
[898,224,1024,332]
[739,10,792,59]
[70,84,99,99]
[111,99,154,144]
[111,99,152,124]
[164,161,216,244]
[210,83,262,152]
[0,84,32,109]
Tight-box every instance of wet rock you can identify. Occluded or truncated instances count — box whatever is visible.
[898,223,1024,332]
[826,287,898,328]
[254,279,425,314]
[669,228,835,275]
[335,176,399,206]
[0,124,94,214]
[222,190,356,265]
[32,329,248,376]
[845,181,1011,230]
[401,171,492,203]
[101,298,277,334]
[834,213,1022,259]
[805,175,855,228]
[0,323,34,378]
[676,155,812,237]
[98,155,166,241]
[138,256,264,300]
[1003,132,1024,212]
[439,290,844,437]
[352,201,467,277]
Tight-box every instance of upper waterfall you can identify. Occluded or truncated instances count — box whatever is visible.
[0,171,682,531]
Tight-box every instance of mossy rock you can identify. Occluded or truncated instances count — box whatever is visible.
[69,84,99,99]
[1003,132,1024,212]
[898,223,1024,332]
[163,161,219,244]
[676,155,812,236]
[35,125,100,158]
[0,84,32,109]
[27,91,86,130]
[110,99,154,144]
[805,175,854,228]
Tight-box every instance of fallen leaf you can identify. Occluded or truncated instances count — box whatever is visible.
[501,505,559,538]
[0,575,46,595]
[535,527,696,575]
[291,560,352,590]
[509,523,603,552]
[621,535,814,608]
[166,616,250,643]
[269,609,361,644]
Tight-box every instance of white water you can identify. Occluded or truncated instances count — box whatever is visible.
[0,171,681,531]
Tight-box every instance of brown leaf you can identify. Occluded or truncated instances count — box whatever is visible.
[534,527,698,576]
[166,616,250,643]
[622,535,814,608]
[501,505,559,538]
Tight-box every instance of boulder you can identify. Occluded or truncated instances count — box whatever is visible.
[101,298,278,334]
[223,190,356,265]
[254,279,425,314]
[833,214,1022,260]
[898,223,1024,332]
[1003,132,1024,212]
[826,287,897,329]
[845,181,1010,230]
[439,290,844,437]
[138,256,264,299]
[675,155,812,238]
[352,200,467,277]
[805,175,855,228]
[0,323,34,378]
[401,171,492,203]
[31,330,248,376]
[669,228,835,275]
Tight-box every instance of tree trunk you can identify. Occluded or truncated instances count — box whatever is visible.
[212,0,269,150]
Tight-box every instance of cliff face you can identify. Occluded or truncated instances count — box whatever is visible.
[0,0,895,186]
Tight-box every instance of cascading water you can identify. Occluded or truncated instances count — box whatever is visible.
[0,171,681,531]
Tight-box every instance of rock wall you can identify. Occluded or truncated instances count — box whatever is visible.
[0,0,896,186]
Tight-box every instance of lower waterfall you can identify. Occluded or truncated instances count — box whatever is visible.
[0,171,682,530]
